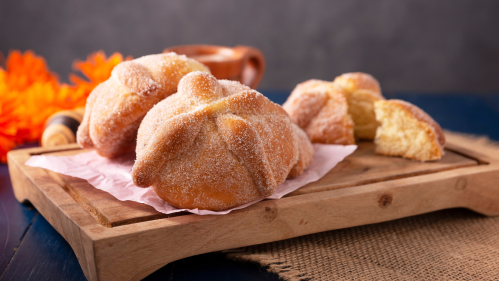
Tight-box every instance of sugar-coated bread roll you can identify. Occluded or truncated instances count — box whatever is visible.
[77,53,210,157]
[131,72,313,211]
[333,72,385,140]
[374,99,446,161]
[282,80,355,145]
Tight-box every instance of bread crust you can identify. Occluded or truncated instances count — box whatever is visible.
[131,72,313,211]
[283,79,355,145]
[76,53,210,157]
[333,72,382,96]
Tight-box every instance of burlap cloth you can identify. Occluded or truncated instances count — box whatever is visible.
[225,132,499,280]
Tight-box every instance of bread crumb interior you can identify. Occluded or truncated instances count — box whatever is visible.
[374,102,440,161]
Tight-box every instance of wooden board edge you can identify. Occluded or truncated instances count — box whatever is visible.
[7,149,101,281]
[9,143,82,156]
[445,138,495,164]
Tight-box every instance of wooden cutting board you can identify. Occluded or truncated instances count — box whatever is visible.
[7,139,499,281]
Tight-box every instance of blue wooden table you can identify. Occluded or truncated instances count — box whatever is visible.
[1,92,498,281]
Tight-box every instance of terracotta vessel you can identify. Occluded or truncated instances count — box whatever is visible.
[164,45,265,89]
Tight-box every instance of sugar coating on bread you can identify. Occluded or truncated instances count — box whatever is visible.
[333,72,385,139]
[77,53,210,157]
[333,72,382,96]
[283,79,355,145]
[288,123,314,178]
[374,99,445,161]
[132,72,313,211]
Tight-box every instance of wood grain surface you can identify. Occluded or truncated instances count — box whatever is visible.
[289,142,477,196]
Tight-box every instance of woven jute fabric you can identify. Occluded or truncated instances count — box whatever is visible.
[226,132,499,281]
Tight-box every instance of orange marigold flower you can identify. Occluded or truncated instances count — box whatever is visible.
[0,50,130,162]
[4,50,58,92]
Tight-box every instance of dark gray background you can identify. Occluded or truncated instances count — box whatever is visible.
[1,0,498,92]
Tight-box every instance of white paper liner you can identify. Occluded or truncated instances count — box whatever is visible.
[25,144,356,215]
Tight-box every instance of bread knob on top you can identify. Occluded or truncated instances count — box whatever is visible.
[131,71,313,211]
[76,53,210,157]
